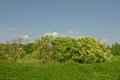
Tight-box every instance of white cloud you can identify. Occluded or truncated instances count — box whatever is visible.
[68,31,74,34]
[52,32,58,36]
[18,35,29,43]
[44,32,58,37]
[68,31,82,35]
[19,35,29,40]
[44,33,51,36]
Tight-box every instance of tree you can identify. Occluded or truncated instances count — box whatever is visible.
[4,39,25,63]
[33,35,54,63]
[111,42,120,55]
[21,43,33,54]
[0,43,7,60]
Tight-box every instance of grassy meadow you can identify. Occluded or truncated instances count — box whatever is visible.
[0,56,120,80]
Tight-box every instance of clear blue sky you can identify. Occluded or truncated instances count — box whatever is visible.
[0,0,120,45]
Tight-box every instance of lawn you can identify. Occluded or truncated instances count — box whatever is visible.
[0,59,120,80]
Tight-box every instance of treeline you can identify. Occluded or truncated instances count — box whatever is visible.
[111,42,120,56]
[0,34,119,64]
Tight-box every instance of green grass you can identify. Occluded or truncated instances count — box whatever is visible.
[0,58,120,80]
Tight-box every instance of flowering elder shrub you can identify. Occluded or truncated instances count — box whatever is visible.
[33,34,112,63]
[0,44,7,60]
[33,34,56,63]
[2,39,25,63]
[72,37,112,63]
[51,37,75,62]
[52,36,112,63]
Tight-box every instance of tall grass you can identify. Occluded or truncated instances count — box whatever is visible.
[0,59,120,80]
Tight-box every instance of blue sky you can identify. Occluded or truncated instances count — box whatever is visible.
[0,0,120,45]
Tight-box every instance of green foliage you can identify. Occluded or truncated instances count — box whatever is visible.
[5,40,25,63]
[0,39,25,63]
[16,54,39,63]
[111,42,120,55]
[0,39,34,63]
[52,37,75,62]
[52,36,112,63]
[72,37,112,63]
[112,55,120,62]
[0,44,8,60]
[33,35,54,63]
[0,35,113,64]
[22,43,33,54]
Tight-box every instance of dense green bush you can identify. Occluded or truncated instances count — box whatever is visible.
[33,35,54,63]
[0,39,25,63]
[22,43,33,54]
[52,36,112,63]
[111,42,120,55]
[0,44,7,60]
[72,37,112,63]
[5,40,25,63]
[52,37,75,62]
[0,40,34,63]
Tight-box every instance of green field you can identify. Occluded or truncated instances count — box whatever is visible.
[0,58,120,80]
